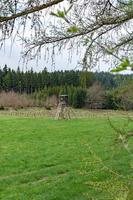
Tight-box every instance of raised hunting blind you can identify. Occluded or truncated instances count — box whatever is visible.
[55,94,71,120]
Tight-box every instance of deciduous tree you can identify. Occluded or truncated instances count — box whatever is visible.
[0,0,133,70]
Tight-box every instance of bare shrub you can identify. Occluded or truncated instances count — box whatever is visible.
[86,83,106,109]
[0,91,34,109]
[45,95,58,109]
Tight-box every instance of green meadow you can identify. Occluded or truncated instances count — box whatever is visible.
[0,111,133,200]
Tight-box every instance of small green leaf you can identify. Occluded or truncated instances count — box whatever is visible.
[50,10,65,18]
[120,58,130,68]
[111,67,124,73]
[84,38,90,45]
[111,58,131,72]
[57,10,65,18]
[67,25,79,33]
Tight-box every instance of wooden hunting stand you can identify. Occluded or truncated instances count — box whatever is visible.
[55,94,71,120]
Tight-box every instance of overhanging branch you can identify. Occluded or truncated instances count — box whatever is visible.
[0,0,63,23]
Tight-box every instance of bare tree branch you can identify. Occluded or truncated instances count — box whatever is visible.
[0,0,133,69]
[0,0,64,23]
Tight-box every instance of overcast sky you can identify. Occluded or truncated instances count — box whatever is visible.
[0,40,82,72]
[0,39,109,72]
[0,39,132,74]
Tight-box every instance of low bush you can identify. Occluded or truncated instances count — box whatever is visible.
[105,80,133,110]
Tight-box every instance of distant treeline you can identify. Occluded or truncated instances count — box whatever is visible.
[0,65,132,93]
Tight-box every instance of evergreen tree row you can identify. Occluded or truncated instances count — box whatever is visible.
[0,64,132,93]
[32,86,87,108]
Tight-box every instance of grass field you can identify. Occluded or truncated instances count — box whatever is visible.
[0,110,133,200]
